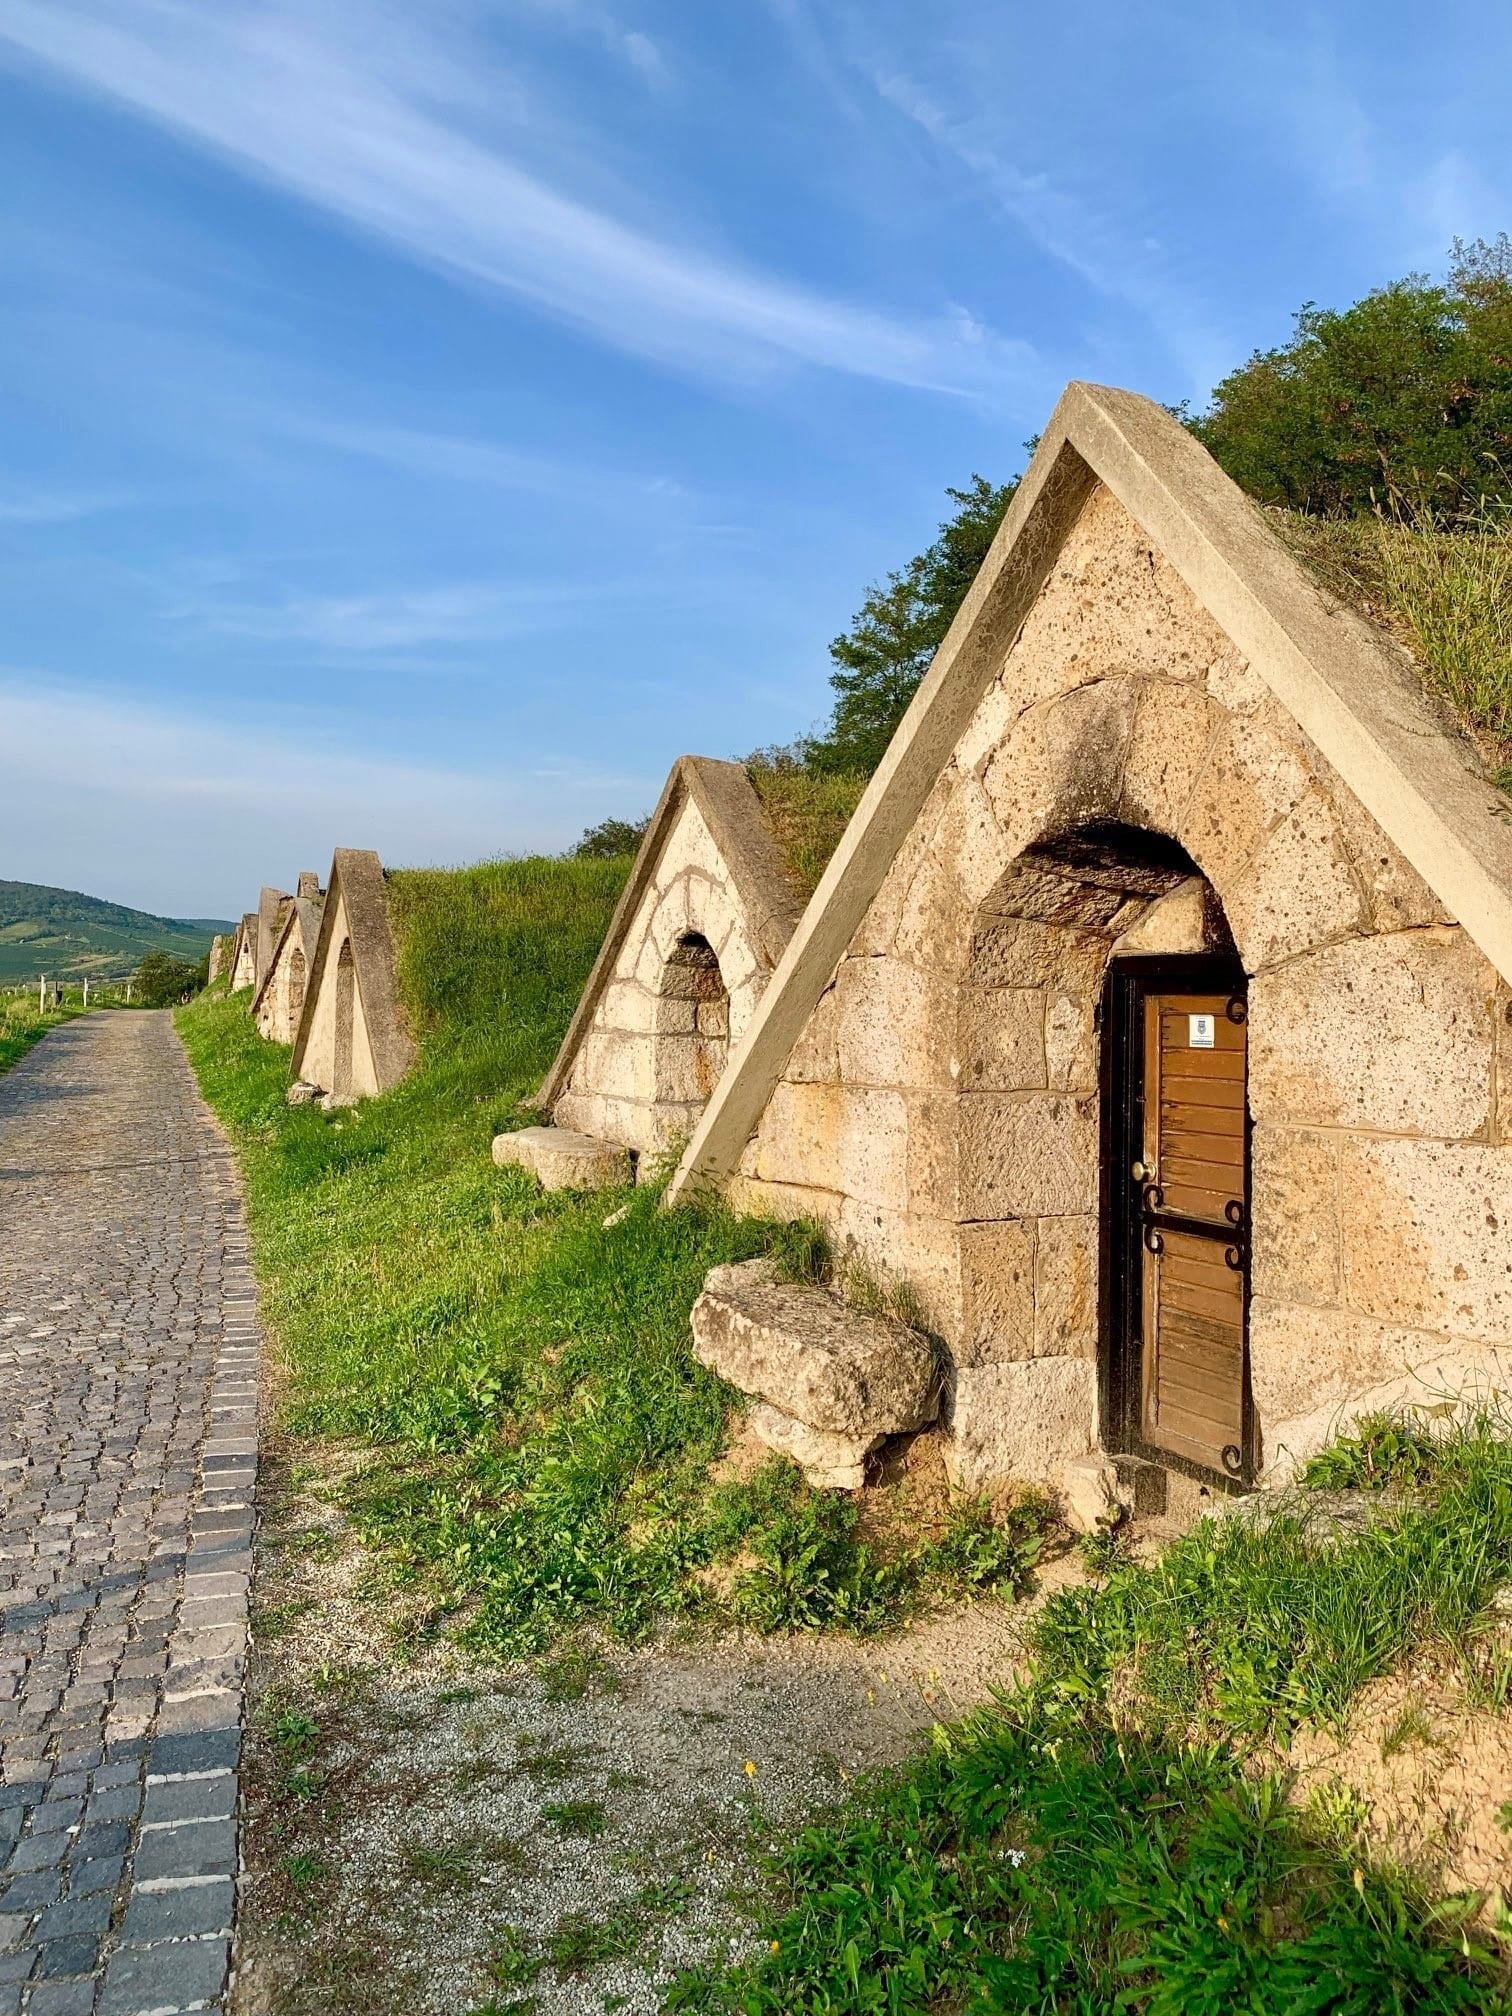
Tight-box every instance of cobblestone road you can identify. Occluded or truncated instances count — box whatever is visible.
[0,1014,258,2015]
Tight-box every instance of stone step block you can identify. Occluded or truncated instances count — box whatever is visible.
[692,1258,938,1473]
[749,1402,874,1492]
[492,1125,632,1191]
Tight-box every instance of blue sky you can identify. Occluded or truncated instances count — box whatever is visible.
[0,1,1506,918]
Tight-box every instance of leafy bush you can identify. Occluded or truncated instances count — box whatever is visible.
[134,947,204,1006]
[1194,236,1512,522]
[573,814,650,859]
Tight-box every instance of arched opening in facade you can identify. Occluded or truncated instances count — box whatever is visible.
[959,820,1252,1484]
[654,932,730,1110]
[288,947,308,1032]
[334,939,355,1098]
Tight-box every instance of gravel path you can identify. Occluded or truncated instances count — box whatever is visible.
[0,1013,259,2016]
[233,1440,1052,2016]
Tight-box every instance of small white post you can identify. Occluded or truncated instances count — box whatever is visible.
[82,977,89,1009]
[39,975,45,1014]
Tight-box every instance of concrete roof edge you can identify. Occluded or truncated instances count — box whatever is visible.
[536,755,806,1114]
[289,849,415,1089]
[251,894,324,1016]
[664,380,1512,1206]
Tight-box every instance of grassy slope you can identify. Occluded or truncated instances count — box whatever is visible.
[0,877,228,983]
[1276,512,1512,791]
[746,761,868,893]
[178,855,1032,1660]
[678,1417,1512,2014]
[180,855,1512,2008]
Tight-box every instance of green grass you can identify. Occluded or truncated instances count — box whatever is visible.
[0,994,91,1077]
[746,759,868,893]
[177,853,1043,1658]
[1277,510,1512,786]
[672,1414,1512,2014]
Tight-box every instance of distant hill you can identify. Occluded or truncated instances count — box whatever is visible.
[0,880,233,984]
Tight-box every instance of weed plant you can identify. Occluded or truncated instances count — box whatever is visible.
[674,1415,1512,2013]
[177,854,1041,1656]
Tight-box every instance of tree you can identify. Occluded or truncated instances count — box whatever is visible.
[1192,236,1512,521]
[805,473,1018,776]
[134,949,202,1007]
[574,814,650,859]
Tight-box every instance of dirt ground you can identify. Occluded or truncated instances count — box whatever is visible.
[1288,1639,1512,1910]
[231,1437,1076,2016]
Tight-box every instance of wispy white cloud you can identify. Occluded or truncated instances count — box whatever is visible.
[1217,22,1508,274]
[861,60,1232,396]
[0,0,1036,397]
[179,577,616,652]
[0,486,133,524]
[516,0,669,90]
[278,412,690,507]
[0,673,656,913]
[1402,151,1506,269]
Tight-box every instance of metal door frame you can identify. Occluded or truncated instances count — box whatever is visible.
[1098,953,1256,1488]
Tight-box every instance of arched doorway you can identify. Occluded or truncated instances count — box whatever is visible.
[334,940,355,1098]
[655,933,730,1107]
[962,821,1252,1484]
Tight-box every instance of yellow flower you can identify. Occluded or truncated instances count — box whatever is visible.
[1353,1868,1365,1893]
[743,1759,758,1777]
[769,1940,781,1954]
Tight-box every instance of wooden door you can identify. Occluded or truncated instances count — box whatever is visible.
[1104,959,1251,1482]
[1137,988,1248,1473]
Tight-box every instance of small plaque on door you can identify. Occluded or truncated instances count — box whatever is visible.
[1188,1013,1216,1048]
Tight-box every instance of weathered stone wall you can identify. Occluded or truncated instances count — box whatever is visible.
[297,892,379,1099]
[727,484,1511,1489]
[253,934,308,1047]
[554,795,772,1157]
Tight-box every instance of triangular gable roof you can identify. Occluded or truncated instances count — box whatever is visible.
[289,847,415,1092]
[255,885,291,990]
[667,380,1512,1204]
[538,754,805,1110]
[251,894,323,1019]
[230,912,258,987]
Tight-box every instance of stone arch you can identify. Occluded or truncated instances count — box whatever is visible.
[884,673,1366,996]
[333,939,355,1098]
[948,817,1248,1488]
[655,931,730,1107]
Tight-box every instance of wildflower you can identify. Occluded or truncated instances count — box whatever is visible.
[743,1759,758,1777]
[1353,1867,1365,1893]
[769,1940,781,1955]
